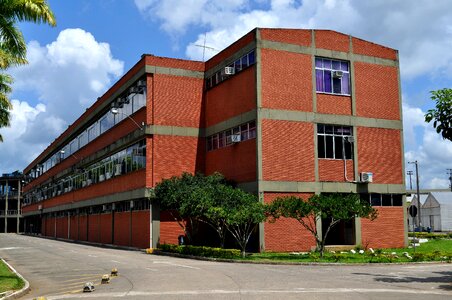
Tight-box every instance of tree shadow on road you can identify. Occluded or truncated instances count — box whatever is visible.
[352,271,452,291]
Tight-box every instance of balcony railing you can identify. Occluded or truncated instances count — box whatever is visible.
[0,210,21,216]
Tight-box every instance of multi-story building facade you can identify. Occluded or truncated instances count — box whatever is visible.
[1,172,23,233]
[22,28,407,251]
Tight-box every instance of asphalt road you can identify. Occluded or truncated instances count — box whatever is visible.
[0,233,451,300]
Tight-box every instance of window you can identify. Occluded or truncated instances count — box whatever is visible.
[206,120,257,152]
[317,124,353,159]
[315,57,350,95]
[205,50,256,89]
[361,194,404,207]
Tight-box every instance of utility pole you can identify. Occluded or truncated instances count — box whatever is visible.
[408,161,421,230]
[407,170,413,190]
[447,169,452,192]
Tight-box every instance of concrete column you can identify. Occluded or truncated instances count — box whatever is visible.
[4,180,8,233]
[17,179,21,233]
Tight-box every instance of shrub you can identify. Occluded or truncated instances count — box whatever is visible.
[158,244,241,259]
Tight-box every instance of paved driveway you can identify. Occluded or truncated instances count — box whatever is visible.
[0,233,451,299]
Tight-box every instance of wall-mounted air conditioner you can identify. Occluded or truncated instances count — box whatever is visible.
[360,172,373,183]
[227,134,241,144]
[332,70,343,78]
[222,66,235,75]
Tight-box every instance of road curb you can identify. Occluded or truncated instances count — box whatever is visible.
[0,258,30,300]
[150,250,451,266]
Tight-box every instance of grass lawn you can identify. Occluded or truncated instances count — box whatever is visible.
[0,260,24,294]
[242,239,452,263]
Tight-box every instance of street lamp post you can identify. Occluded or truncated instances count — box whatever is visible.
[408,161,421,230]
[407,170,413,190]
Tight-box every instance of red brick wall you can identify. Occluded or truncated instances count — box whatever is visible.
[319,159,354,182]
[261,49,312,112]
[260,28,311,47]
[79,215,88,241]
[352,38,397,60]
[317,94,352,115]
[205,66,256,127]
[153,135,200,184]
[145,55,204,72]
[114,212,130,246]
[355,62,400,120]
[205,139,256,183]
[131,210,150,249]
[153,74,203,128]
[159,211,185,245]
[88,214,100,243]
[262,120,315,182]
[361,207,405,248]
[315,30,349,52]
[264,193,315,252]
[70,215,77,240]
[100,214,112,244]
[358,127,403,184]
[56,217,67,239]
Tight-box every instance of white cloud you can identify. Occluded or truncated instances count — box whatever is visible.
[0,28,124,173]
[403,102,452,190]
[135,0,452,78]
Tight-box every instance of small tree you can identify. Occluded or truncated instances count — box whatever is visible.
[267,194,377,257]
[425,88,452,142]
[223,189,266,257]
[154,172,213,243]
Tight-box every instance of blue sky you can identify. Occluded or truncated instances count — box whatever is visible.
[0,0,451,189]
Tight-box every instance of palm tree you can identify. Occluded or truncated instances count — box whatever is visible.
[0,0,56,141]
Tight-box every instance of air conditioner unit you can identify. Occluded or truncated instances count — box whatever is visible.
[332,70,343,78]
[227,134,241,144]
[222,66,235,75]
[129,86,140,94]
[360,172,373,183]
[136,79,146,88]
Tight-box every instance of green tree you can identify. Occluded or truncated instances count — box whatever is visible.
[267,194,377,257]
[154,172,266,254]
[223,189,266,257]
[0,0,56,141]
[425,88,452,141]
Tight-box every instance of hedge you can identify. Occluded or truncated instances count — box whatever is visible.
[158,244,241,259]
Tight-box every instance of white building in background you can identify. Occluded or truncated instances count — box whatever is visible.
[421,192,452,232]
[408,194,428,229]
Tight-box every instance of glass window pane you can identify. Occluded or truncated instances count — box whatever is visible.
[317,124,325,134]
[332,60,341,70]
[370,194,381,206]
[325,125,333,134]
[382,194,392,206]
[235,60,241,72]
[393,195,403,206]
[333,77,341,94]
[325,136,334,158]
[316,69,324,92]
[334,136,343,159]
[322,59,332,69]
[344,140,353,159]
[318,135,325,158]
[315,58,323,68]
[341,73,350,95]
[324,71,332,93]
[248,50,255,65]
[241,56,248,68]
[219,132,225,148]
[341,61,349,71]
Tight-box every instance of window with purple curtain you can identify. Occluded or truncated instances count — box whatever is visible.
[315,57,350,95]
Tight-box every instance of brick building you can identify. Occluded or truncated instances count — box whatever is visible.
[1,172,23,233]
[22,28,407,251]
